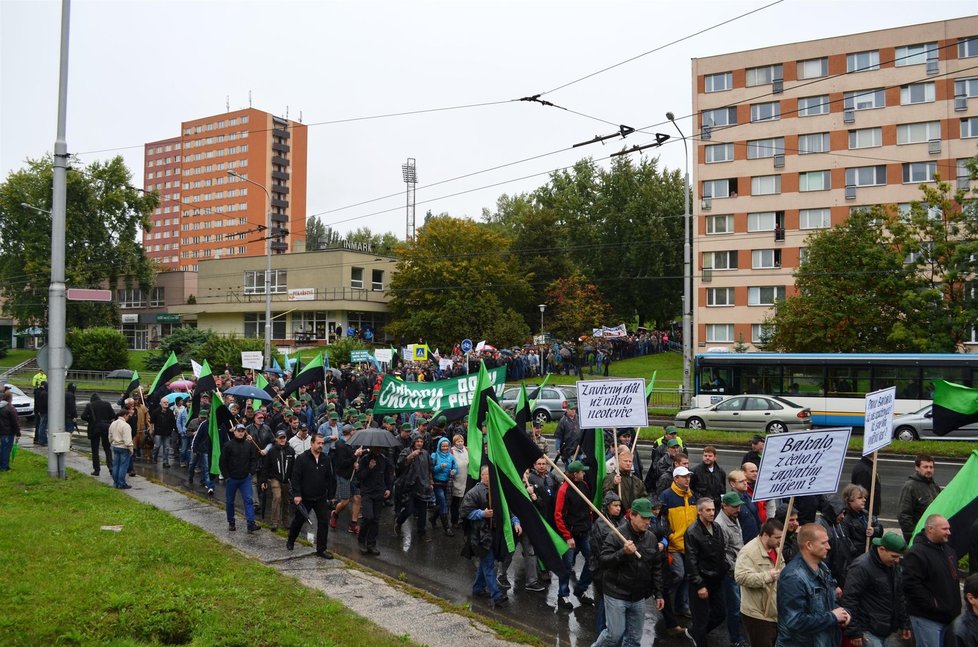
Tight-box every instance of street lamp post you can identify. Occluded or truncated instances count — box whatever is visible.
[228,170,273,369]
[538,303,546,335]
[538,303,546,375]
[667,111,692,408]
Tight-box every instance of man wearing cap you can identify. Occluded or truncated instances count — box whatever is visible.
[685,497,729,647]
[902,514,961,647]
[529,420,549,456]
[220,423,262,533]
[260,429,296,531]
[653,425,686,460]
[288,419,311,454]
[735,518,784,647]
[591,497,666,647]
[317,412,341,455]
[554,460,595,609]
[555,403,582,467]
[840,531,911,647]
[603,447,647,513]
[716,492,748,647]
[648,437,685,492]
[660,464,697,623]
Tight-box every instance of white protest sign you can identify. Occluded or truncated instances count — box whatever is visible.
[753,427,852,501]
[439,358,453,371]
[863,387,896,456]
[190,359,202,378]
[375,348,393,363]
[240,351,263,370]
[576,378,649,429]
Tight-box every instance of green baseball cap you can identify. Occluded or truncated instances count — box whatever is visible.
[400,422,412,431]
[721,492,744,507]
[630,498,655,518]
[566,460,589,474]
[872,532,908,553]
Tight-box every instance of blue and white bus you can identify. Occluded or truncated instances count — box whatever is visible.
[693,353,978,429]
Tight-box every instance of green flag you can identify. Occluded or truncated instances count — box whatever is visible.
[466,360,496,480]
[932,380,978,436]
[191,360,215,419]
[582,426,608,510]
[645,370,658,399]
[911,449,978,559]
[254,374,269,412]
[124,371,140,397]
[280,352,325,398]
[208,399,232,475]
[148,352,181,398]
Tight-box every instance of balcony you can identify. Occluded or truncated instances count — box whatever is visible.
[271,170,290,181]
[271,240,289,253]
[272,127,290,140]
[271,183,290,195]
[271,198,289,209]
[774,227,785,242]
[272,142,290,153]
[271,155,289,166]
[270,212,289,224]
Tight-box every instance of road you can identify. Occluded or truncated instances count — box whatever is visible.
[18,415,961,647]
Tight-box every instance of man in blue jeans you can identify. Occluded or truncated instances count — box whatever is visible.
[460,465,513,608]
[108,409,133,489]
[554,460,595,610]
[188,413,215,495]
[219,423,261,532]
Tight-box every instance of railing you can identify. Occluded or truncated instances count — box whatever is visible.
[223,287,388,304]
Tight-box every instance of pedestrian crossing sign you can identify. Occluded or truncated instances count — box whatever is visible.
[412,344,429,360]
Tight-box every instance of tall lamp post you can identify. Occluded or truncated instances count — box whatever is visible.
[538,303,546,335]
[228,170,273,369]
[667,111,692,408]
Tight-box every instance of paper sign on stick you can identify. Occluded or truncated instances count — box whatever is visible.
[576,378,649,430]
[863,387,896,456]
[240,351,263,370]
[753,427,852,501]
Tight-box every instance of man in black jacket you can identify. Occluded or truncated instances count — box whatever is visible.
[287,432,336,558]
[949,574,978,647]
[685,497,729,647]
[220,423,261,533]
[841,531,911,647]
[592,497,665,647]
[851,454,881,516]
[259,430,295,531]
[356,446,393,556]
[691,445,726,512]
[902,514,960,647]
[82,393,116,476]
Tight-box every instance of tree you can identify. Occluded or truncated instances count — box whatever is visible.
[0,156,156,328]
[386,216,531,347]
[345,226,400,256]
[545,271,614,340]
[66,327,129,371]
[305,216,341,250]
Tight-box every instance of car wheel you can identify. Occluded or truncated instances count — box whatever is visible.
[533,410,551,425]
[894,426,918,442]
[686,417,705,430]
[767,421,788,434]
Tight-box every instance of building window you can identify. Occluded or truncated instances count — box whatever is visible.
[752,323,775,344]
[799,208,831,230]
[752,249,781,269]
[750,102,781,122]
[706,287,735,306]
[244,269,287,294]
[848,127,882,149]
[959,37,978,58]
[351,267,364,289]
[702,178,738,199]
[292,311,329,339]
[897,122,941,145]
[895,43,938,66]
[958,158,973,184]
[844,89,885,110]
[371,269,384,291]
[799,132,830,154]
[705,72,733,93]
[706,214,734,235]
[706,324,735,343]
[846,165,887,186]
[751,175,781,196]
[962,117,978,138]
[847,50,880,72]
[703,250,738,271]
[705,143,735,163]
[117,288,147,308]
[799,170,831,192]
[244,312,286,340]
[702,107,737,127]
[797,57,828,80]
[748,286,786,306]
[746,137,784,159]
[954,77,978,99]
[746,64,783,87]
[747,212,778,232]
[903,162,937,183]
[150,287,164,307]
[798,95,830,116]
[901,82,936,105]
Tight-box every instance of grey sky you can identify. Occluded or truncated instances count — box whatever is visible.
[2,0,975,239]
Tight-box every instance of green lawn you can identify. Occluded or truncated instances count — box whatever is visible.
[0,451,417,647]
[520,351,682,385]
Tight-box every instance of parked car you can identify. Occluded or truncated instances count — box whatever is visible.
[674,394,811,434]
[891,404,978,442]
[500,385,577,425]
[3,384,35,419]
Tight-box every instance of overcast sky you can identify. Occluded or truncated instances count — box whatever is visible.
[2,0,975,239]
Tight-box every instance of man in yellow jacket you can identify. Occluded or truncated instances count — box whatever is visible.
[660,465,697,629]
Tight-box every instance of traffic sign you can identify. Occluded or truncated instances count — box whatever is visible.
[66,288,112,302]
[460,339,473,353]
[36,344,74,371]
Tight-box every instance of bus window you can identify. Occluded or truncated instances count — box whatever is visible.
[923,367,971,397]
[783,366,824,397]
[699,367,732,393]
[742,365,781,395]
[827,366,869,398]
[872,366,921,399]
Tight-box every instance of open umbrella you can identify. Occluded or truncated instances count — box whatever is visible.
[168,379,195,391]
[224,384,274,402]
[162,392,191,405]
[106,369,134,379]
[350,428,400,448]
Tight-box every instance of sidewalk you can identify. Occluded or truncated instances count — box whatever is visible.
[25,441,523,647]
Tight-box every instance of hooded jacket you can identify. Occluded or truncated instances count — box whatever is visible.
[901,532,961,624]
[588,491,622,588]
[219,432,259,480]
[430,438,457,484]
[897,473,940,540]
[81,394,115,435]
[817,494,856,587]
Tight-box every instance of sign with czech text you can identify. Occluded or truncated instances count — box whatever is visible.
[373,366,506,414]
[863,387,896,456]
[753,427,852,501]
[576,378,648,429]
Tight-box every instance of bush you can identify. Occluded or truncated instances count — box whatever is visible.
[198,334,263,374]
[144,327,213,371]
[66,327,129,371]
[324,336,369,366]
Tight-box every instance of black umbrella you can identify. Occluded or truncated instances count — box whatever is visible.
[349,428,400,448]
[106,369,134,379]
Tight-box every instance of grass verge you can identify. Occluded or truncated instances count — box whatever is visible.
[0,451,417,647]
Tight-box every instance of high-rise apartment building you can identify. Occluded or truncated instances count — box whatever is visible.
[691,17,978,351]
[142,108,307,271]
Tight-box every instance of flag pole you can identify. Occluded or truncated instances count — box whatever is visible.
[612,430,622,502]
[764,494,793,616]
[866,452,879,552]
[544,455,641,558]
[630,427,641,455]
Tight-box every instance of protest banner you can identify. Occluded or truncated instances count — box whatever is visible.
[350,350,369,363]
[240,351,263,371]
[753,427,852,501]
[439,358,453,371]
[373,366,506,413]
[374,348,393,363]
[863,387,896,456]
[576,378,649,429]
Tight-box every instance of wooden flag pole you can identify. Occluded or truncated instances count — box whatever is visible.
[630,427,641,455]
[612,430,622,502]
[544,455,641,559]
[866,451,879,552]
[764,495,793,616]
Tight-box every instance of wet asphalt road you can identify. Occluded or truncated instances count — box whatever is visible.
[24,418,963,647]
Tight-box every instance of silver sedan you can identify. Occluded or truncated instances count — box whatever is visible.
[674,394,811,434]
[891,404,978,442]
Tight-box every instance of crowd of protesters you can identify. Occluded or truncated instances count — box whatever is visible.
[6,352,977,647]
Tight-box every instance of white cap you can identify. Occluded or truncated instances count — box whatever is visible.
[673,466,691,477]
